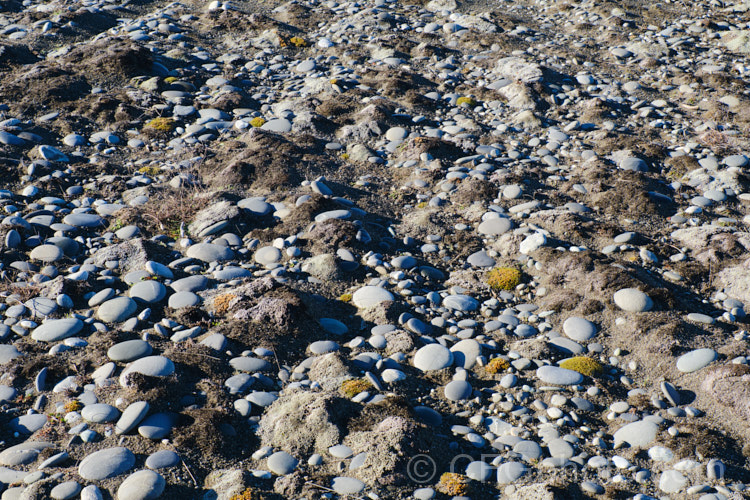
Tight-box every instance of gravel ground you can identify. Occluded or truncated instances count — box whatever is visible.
[1,0,750,498]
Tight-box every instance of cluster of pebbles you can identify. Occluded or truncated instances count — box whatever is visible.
[2,0,750,498]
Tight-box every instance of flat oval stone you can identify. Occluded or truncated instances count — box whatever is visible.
[97,297,138,323]
[78,447,135,480]
[443,294,479,311]
[391,255,417,269]
[618,157,647,172]
[686,312,714,324]
[548,337,584,355]
[331,477,365,495]
[613,420,658,449]
[648,445,674,462]
[261,118,292,133]
[676,348,717,373]
[115,401,150,435]
[548,438,574,458]
[80,485,102,500]
[414,344,453,371]
[0,344,22,363]
[145,450,180,470]
[309,340,340,354]
[200,334,227,351]
[0,385,17,402]
[477,217,512,236]
[117,470,165,500]
[536,365,584,385]
[138,413,176,439]
[497,461,527,484]
[108,340,152,362]
[661,381,680,406]
[213,267,252,281]
[63,213,105,228]
[246,391,278,407]
[50,481,81,500]
[129,281,167,304]
[119,356,175,386]
[385,126,408,141]
[186,243,234,262]
[38,450,70,469]
[267,451,298,475]
[229,357,271,372]
[562,317,597,341]
[314,209,350,223]
[229,376,254,399]
[0,130,25,146]
[9,413,48,434]
[238,197,272,215]
[168,291,201,308]
[254,246,282,267]
[513,440,542,461]
[319,318,347,335]
[31,318,84,342]
[613,288,653,312]
[444,380,472,401]
[450,339,481,369]
[170,275,208,292]
[352,286,394,308]
[659,469,686,493]
[0,442,53,466]
[30,244,64,263]
[81,403,119,423]
[145,261,173,279]
[466,461,494,481]
[25,297,57,318]
[89,288,115,307]
[467,250,495,268]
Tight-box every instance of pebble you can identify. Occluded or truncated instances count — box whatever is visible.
[108,340,153,362]
[414,344,453,371]
[145,450,180,470]
[352,286,395,308]
[661,381,680,406]
[29,244,64,262]
[50,481,82,500]
[536,365,584,385]
[186,243,234,262]
[119,356,175,386]
[117,470,166,500]
[115,401,150,435]
[78,447,136,480]
[659,470,687,493]
[97,297,138,323]
[466,461,494,481]
[497,461,527,484]
[444,380,472,401]
[562,317,597,342]
[443,295,479,312]
[30,318,83,342]
[81,403,119,423]
[331,477,365,495]
[477,217,512,236]
[130,281,167,304]
[0,1,745,499]
[613,288,653,312]
[138,413,177,439]
[267,451,298,475]
[613,420,659,449]
[519,232,547,254]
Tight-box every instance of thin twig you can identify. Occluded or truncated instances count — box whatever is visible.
[271,348,281,371]
[182,459,198,486]
[304,482,337,493]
